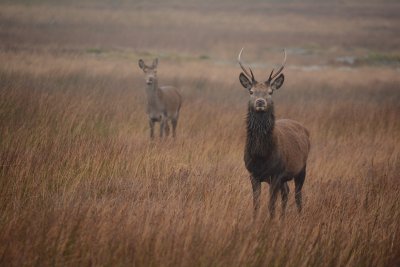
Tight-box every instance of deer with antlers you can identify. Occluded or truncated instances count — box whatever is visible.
[138,58,182,139]
[238,49,310,218]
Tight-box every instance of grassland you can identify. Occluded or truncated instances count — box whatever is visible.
[1,1,400,266]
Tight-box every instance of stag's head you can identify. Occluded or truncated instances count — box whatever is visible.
[138,58,158,86]
[238,48,286,112]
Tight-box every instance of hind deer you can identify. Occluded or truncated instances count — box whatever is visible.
[237,48,310,218]
[138,58,182,139]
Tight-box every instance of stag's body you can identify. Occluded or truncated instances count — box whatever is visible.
[139,58,182,139]
[245,102,310,218]
[238,48,310,218]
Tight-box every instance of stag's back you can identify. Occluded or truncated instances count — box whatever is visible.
[274,119,310,175]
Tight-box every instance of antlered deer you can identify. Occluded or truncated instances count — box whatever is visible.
[138,58,182,139]
[237,48,310,218]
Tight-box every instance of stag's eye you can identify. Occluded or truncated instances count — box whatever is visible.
[249,90,254,95]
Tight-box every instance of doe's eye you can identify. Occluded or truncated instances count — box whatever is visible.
[249,90,254,95]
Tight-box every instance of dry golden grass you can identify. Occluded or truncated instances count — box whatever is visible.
[1,1,400,266]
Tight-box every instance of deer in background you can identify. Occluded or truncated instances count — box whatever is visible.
[138,58,182,139]
[237,48,310,218]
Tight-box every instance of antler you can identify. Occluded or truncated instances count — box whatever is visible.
[267,49,287,83]
[238,48,255,82]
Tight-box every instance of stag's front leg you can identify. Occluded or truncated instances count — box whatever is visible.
[269,179,280,219]
[250,176,261,219]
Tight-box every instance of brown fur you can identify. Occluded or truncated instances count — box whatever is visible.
[274,119,310,176]
[238,50,310,218]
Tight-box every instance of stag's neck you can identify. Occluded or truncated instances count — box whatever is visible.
[245,104,275,157]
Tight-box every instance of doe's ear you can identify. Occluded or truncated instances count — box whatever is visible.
[239,73,252,90]
[271,73,284,90]
[138,59,146,70]
[152,58,158,68]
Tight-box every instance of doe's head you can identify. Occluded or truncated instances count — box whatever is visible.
[138,58,158,85]
[238,48,286,112]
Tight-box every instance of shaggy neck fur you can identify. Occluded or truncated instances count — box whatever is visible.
[245,102,276,158]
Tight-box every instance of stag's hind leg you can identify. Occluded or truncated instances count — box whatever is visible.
[280,182,289,217]
[294,166,306,212]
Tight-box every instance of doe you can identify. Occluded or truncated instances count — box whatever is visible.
[138,58,182,139]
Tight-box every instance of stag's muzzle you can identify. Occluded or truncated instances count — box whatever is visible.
[255,98,267,111]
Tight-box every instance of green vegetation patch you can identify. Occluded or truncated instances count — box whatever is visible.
[357,53,400,66]
[86,47,106,55]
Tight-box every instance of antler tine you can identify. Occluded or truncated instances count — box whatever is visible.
[249,68,255,83]
[268,69,274,82]
[238,48,254,81]
[268,49,287,82]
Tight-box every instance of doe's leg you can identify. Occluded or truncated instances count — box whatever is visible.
[171,118,178,138]
[149,119,155,139]
[164,121,170,137]
[160,118,166,138]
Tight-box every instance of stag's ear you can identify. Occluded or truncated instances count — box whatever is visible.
[138,59,146,70]
[152,58,158,68]
[271,73,284,90]
[239,73,252,90]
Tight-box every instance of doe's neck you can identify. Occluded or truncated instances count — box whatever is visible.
[146,79,160,98]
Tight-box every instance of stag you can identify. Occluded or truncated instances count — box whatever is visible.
[138,58,182,139]
[238,49,310,218]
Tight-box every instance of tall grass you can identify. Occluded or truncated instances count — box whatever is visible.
[1,1,400,266]
[0,50,399,266]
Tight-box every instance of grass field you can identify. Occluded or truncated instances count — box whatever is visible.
[1,1,400,266]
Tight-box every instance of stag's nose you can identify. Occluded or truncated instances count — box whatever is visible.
[254,98,267,111]
[255,99,266,107]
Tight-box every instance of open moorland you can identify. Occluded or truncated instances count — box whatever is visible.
[1,0,400,266]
